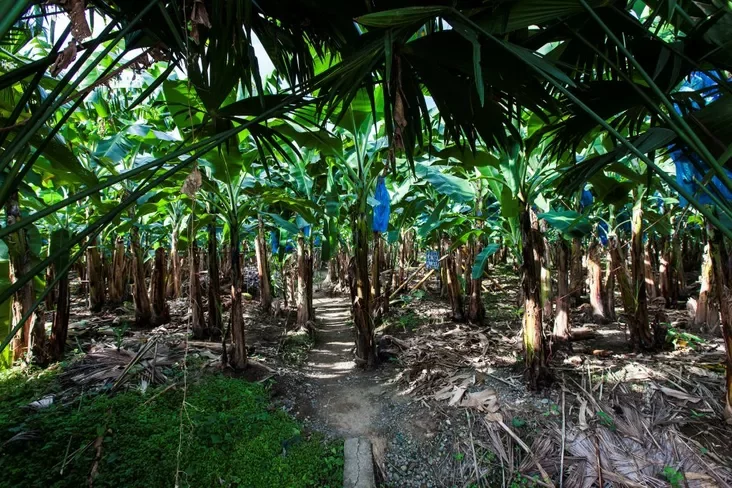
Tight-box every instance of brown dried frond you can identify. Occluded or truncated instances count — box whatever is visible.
[49,42,77,77]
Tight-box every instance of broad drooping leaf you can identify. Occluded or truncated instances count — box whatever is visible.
[415,161,475,203]
[538,210,592,237]
[471,243,501,279]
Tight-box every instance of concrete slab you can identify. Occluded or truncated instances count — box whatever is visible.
[343,437,375,488]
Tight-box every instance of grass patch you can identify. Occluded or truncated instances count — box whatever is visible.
[0,369,342,487]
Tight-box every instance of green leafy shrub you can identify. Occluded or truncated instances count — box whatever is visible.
[0,372,342,488]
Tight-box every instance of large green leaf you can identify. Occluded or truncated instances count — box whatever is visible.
[415,161,475,203]
[262,212,300,236]
[355,7,447,28]
[418,196,448,238]
[537,210,592,237]
[471,243,501,279]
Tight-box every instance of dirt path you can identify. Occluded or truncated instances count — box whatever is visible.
[302,296,392,437]
[274,296,450,487]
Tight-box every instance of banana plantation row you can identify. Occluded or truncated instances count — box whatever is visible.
[1,0,732,431]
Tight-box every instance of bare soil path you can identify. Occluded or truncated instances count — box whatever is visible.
[303,295,395,437]
[274,295,446,487]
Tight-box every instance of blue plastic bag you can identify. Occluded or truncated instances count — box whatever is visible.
[372,176,391,233]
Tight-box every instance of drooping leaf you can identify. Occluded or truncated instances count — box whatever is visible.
[471,243,501,279]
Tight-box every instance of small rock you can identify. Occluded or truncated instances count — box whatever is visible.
[541,398,549,404]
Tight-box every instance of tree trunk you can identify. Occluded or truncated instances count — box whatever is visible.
[220,243,232,284]
[45,266,56,312]
[296,235,313,331]
[150,247,170,326]
[167,230,181,299]
[131,227,152,327]
[87,240,105,312]
[588,241,607,323]
[352,212,377,368]
[255,217,273,313]
[442,234,465,322]
[207,223,222,337]
[696,242,715,327]
[553,238,571,342]
[521,206,548,388]
[659,236,672,308]
[371,232,382,321]
[467,241,485,325]
[328,258,338,283]
[5,193,42,361]
[228,236,247,369]
[190,240,207,338]
[630,205,651,345]
[610,235,653,350]
[540,222,553,320]
[603,250,616,322]
[108,237,127,305]
[307,239,315,319]
[672,230,686,300]
[708,224,732,423]
[48,229,72,363]
[569,237,583,305]
[644,240,658,300]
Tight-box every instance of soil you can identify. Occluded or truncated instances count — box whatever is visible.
[272,295,448,487]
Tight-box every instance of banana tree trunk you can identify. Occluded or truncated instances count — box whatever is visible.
[48,251,70,363]
[4,193,41,360]
[328,258,338,283]
[87,239,105,312]
[371,232,382,322]
[352,212,377,368]
[167,230,181,299]
[296,235,313,331]
[467,242,485,325]
[131,227,152,327]
[659,236,672,307]
[673,232,686,298]
[696,242,715,328]
[570,237,583,305]
[442,234,465,322]
[150,247,170,327]
[603,250,616,322]
[540,222,553,320]
[610,235,653,350]
[221,243,232,284]
[228,235,247,369]
[255,217,272,313]
[588,241,607,323]
[108,237,127,305]
[307,239,314,319]
[553,238,571,342]
[207,223,222,337]
[190,241,207,338]
[708,224,732,423]
[644,240,658,300]
[630,205,651,344]
[521,205,548,389]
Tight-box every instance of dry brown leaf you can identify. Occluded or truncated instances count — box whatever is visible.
[181,166,202,197]
[485,412,503,422]
[659,386,701,403]
[433,385,454,401]
[460,389,497,411]
[448,386,467,406]
[50,43,78,77]
[578,399,589,431]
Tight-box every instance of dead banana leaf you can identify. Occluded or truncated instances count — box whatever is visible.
[460,388,498,412]
[659,387,701,403]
